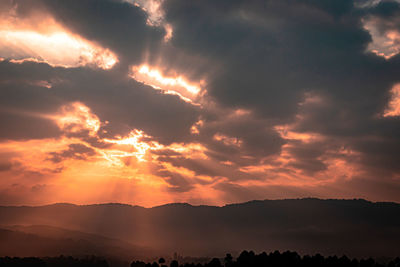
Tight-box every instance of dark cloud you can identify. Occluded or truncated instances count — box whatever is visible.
[155,0,400,186]
[47,143,97,163]
[158,156,219,177]
[352,136,400,176]
[31,184,47,193]
[161,0,377,119]
[285,141,330,175]
[0,162,12,172]
[38,0,165,65]
[189,109,286,168]
[0,60,200,144]
[213,182,264,204]
[367,1,400,18]
[156,169,194,192]
[0,61,65,140]
[0,111,61,140]
[160,0,399,124]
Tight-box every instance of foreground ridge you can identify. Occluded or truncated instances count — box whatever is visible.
[1,250,400,267]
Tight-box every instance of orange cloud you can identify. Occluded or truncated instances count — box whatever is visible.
[0,13,117,69]
[363,18,400,59]
[104,129,163,162]
[52,102,101,136]
[213,133,243,147]
[384,84,400,117]
[0,99,371,206]
[131,64,204,103]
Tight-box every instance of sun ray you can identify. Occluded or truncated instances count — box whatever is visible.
[0,15,118,69]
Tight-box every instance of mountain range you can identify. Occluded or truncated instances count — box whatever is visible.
[0,198,399,260]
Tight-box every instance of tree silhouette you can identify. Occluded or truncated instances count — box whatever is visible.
[171,260,179,267]
[224,254,233,267]
[1,250,399,267]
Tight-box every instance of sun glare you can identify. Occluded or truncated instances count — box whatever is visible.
[131,64,202,103]
[104,130,163,162]
[163,24,173,42]
[53,102,101,136]
[0,28,117,69]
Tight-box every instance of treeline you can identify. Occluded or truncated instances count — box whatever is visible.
[0,255,109,267]
[1,251,400,267]
[133,251,400,267]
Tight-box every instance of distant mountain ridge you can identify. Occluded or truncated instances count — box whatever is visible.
[9,197,399,208]
[0,198,399,258]
[0,226,153,262]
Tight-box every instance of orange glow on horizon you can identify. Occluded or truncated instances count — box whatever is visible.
[0,101,367,206]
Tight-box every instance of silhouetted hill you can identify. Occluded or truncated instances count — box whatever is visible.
[0,226,153,260]
[0,199,399,258]
[2,250,400,267]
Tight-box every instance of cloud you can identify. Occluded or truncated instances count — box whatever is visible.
[384,84,400,116]
[0,59,200,143]
[37,0,166,65]
[0,162,12,172]
[0,2,118,69]
[0,0,400,205]
[47,143,97,163]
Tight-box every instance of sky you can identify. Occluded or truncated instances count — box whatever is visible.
[0,0,400,207]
